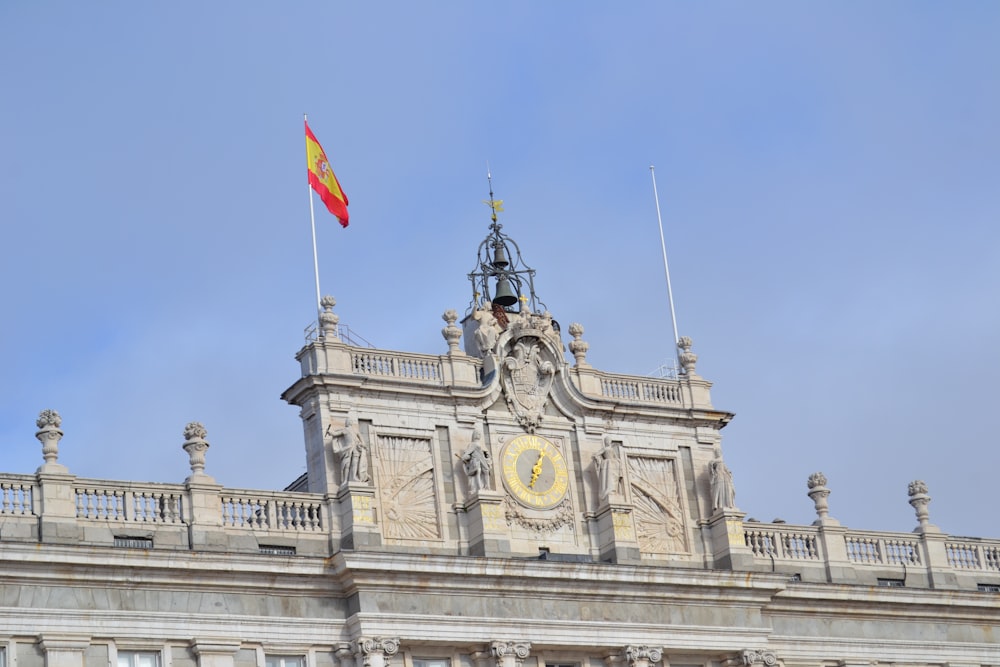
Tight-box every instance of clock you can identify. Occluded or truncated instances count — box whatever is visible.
[501,434,570,509]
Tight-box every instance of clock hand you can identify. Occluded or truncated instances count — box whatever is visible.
[529,451,545,488]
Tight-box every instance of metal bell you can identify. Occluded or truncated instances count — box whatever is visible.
[492,243,509,268]
[493,277,518,307]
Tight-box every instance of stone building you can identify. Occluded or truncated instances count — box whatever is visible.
[2,217,999,667]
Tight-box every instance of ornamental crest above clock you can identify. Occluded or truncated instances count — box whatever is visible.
[500,335,556,432]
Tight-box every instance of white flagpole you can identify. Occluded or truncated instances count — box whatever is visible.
[649,166,681,366]
[305,113,323,323]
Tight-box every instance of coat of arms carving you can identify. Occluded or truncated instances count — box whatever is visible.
[500,336,556,432]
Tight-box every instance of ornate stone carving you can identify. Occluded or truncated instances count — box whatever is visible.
[375,434,440,539]
[807,471,827,489]
[441,309,463,354]
[709,451,737,511]
[461,428,493,494]
[568,322,589,366]
[628,457,688,553]
[625,646,664,667]
[320,295,340,339]
[183,422,207,440]
[35,409,64,470]
[328,418,370,485]
[490,641,531,667]
[677,336,698,375]
[36,409,62,429]
[742,650,777,666]
[182,421,211,480]
[354,637,400,667]
[500,336,556,432]
[593,436,625,500]
[504,497,574,532]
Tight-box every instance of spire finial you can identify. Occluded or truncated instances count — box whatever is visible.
[483,162,504,225]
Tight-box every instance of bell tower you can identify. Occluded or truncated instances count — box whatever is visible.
[283,183,738,564]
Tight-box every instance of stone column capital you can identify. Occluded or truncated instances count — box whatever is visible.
[354,638,400,667]
[490,641,531,667]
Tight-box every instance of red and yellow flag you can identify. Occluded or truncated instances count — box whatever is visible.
[305,121,349,227]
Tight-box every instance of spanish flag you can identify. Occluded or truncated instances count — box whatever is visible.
[305,121,349,227]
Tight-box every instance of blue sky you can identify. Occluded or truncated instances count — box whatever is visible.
[2,3,998,538]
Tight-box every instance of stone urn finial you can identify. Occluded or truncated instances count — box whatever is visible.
[908,479,937,533]
[567,322,589,367]
[441,309,463,354]
[319,295,340,340]
[35,409,68,473]
[182,422,214,483]
[807,472,837,525]
[677,336,698,375]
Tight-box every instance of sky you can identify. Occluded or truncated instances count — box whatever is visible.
[1,2,998,539]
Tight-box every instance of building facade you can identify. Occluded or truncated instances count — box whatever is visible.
[2,221,999,667]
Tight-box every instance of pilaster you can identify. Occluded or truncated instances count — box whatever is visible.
[354,638,400,667]
[623,646,664,667]
[489,641,531,667]
[190,640,241,667]
[39,635,91,667]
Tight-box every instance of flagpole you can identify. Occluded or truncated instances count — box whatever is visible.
[305,113,323,323]
[649,165,681,367]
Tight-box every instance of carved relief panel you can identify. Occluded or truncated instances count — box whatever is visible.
[627,456,688,554]
[374,433,441,540]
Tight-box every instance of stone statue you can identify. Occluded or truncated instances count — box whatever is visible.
[328,418,370,485]
[593,436,624,500]
[460,429,492,493]
[710,452,736,511]
[473,302,500,356]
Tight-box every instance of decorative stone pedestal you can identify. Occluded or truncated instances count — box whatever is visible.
[466,490,510,557]
[707,509,755,570]
[595,501,640,564]
[338,483,380,550]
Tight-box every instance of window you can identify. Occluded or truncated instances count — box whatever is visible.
[115,536,153,549]
[118,653,160,667]
[1,646,6,667]
[413,660,449,667]
[977,583,1000,592]
[259,545,297,556]
[266,657,305,667]
[876,578,905,588]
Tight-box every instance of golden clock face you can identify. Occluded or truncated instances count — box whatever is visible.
[501,434,570,509]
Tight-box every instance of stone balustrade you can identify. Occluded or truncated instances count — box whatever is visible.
[843,530,921,566]
[5,465,999,590]
[742,522,1000,588]
[351,350,445,384]
[597,373,685,404]
[1,475,35,516]
[75,480,186,523]
[220,489,325,532]
[0,473,329,555]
